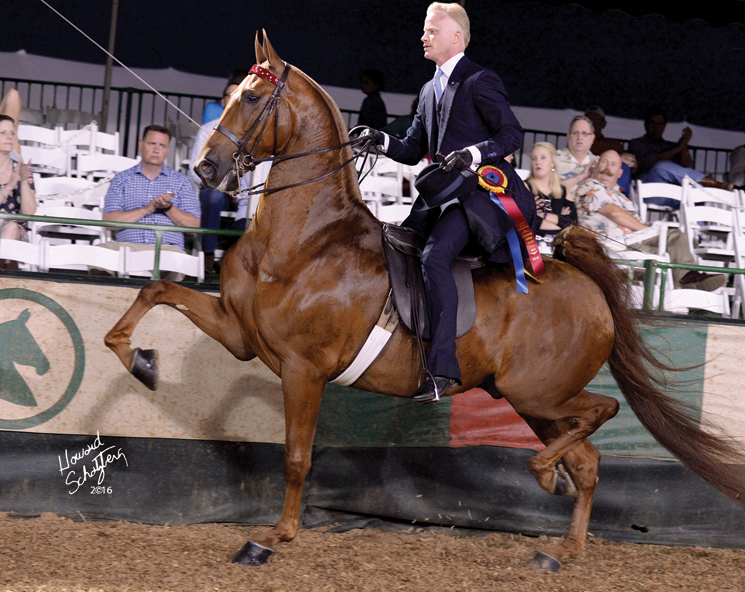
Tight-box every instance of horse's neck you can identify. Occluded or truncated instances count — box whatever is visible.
[252,124,379,260]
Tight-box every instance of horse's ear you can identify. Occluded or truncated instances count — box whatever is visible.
[17,309,30,324]
[261,29,284,71]
[255,31,266,64]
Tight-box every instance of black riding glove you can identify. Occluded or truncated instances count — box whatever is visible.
[441,149,473,172]
[365,129,386,149]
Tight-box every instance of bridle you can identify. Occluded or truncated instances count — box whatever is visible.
[213,62,372,198]
[214,64,290,177]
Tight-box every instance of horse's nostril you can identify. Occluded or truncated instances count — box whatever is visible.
[194,159,216,183]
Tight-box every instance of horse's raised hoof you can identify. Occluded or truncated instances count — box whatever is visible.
[232,540,274,566]
[554,462,578,497]
[130,348,158,391]
[528,551,561,572]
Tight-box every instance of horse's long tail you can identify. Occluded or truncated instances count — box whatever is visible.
[553,226,745,503]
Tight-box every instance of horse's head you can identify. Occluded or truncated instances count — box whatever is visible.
[0,309,50,376]
[195,31,296,192]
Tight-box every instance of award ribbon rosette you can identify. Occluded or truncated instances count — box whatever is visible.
[477,165,544,293]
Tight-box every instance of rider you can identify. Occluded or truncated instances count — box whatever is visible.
[369,2,536,403]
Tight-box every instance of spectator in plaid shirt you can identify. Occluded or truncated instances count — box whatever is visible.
[97,125,200,280]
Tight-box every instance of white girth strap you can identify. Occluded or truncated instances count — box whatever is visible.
[331,291,399,387]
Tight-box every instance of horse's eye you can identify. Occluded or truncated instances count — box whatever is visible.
[246,95,260,103]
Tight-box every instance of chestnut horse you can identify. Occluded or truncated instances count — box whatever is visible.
[105,33,745,571]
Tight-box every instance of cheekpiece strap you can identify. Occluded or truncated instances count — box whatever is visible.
[250,64,280,86]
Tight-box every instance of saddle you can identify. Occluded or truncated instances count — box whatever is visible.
[381,223,478,341]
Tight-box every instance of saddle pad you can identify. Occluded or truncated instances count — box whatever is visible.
[382,224,476,340]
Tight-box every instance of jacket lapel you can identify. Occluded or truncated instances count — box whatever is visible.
[436,56,469,155]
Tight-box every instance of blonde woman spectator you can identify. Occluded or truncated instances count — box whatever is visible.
[0,113,36,270]
[526,142,576,237]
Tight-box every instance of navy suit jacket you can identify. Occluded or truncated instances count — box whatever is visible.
[385,56,537,262]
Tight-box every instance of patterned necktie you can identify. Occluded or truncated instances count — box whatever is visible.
[433,68,444,104]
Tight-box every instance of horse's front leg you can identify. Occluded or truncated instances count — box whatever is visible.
[232,365,325,566]
[104,280,253,390]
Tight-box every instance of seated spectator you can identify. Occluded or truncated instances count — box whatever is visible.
[525,142,577,237]
[575,150,724,292]
[627,106,733,198]
[0,113,36,270]
[189,78,244,273]
[97,125,200,281]
[0,90,22,157]
[556,115,598,199]
[728,145,745,188]
[358,69,387,129]
[585,106,625,156]
[202,68,249,125]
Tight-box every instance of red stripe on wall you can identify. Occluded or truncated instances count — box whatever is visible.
[449,389,545,450]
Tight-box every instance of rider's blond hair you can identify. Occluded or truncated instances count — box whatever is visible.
[427,2,470,48]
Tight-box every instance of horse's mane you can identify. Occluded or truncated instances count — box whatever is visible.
[291,65,351,147]
[286,64,373,215]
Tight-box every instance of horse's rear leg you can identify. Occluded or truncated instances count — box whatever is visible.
[519,389,619,571]
[233,367,325,566]
[105,280,251,390]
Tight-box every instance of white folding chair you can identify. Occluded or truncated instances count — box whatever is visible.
[679,201,736,264]
[17,124,58,147]
[32,175,109,208]
[0,238,44,271]
[42,240,125,274]
[92,128,121,155]
[76,153,138,181]
[19,146,69,176]
[28,205,107,246]
[664,289,731,316]
[124,248,205,282]
[682,176,740,209]
[633,180,683,223]
[360,156,404,205]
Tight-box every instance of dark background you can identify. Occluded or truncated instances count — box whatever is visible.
[4,1,745,130]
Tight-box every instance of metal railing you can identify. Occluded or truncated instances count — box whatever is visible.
[1,211,742,315]
[2,77,215,159]
[3,76,734,180]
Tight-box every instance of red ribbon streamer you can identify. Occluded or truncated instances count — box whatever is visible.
[476,165,544,277]
[493,191,545,276]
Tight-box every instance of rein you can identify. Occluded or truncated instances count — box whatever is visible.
[214,62,375,198]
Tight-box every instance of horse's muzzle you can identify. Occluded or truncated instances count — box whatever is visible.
[194,157,219,189]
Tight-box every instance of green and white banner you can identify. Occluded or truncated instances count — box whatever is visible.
[1,276,743,459]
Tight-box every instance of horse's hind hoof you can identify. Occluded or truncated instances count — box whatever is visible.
[130,348,158,391]
[528,551,561,572]
[232,540,273,566]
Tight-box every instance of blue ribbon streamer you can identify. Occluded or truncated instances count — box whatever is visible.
[489,191,528,294]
